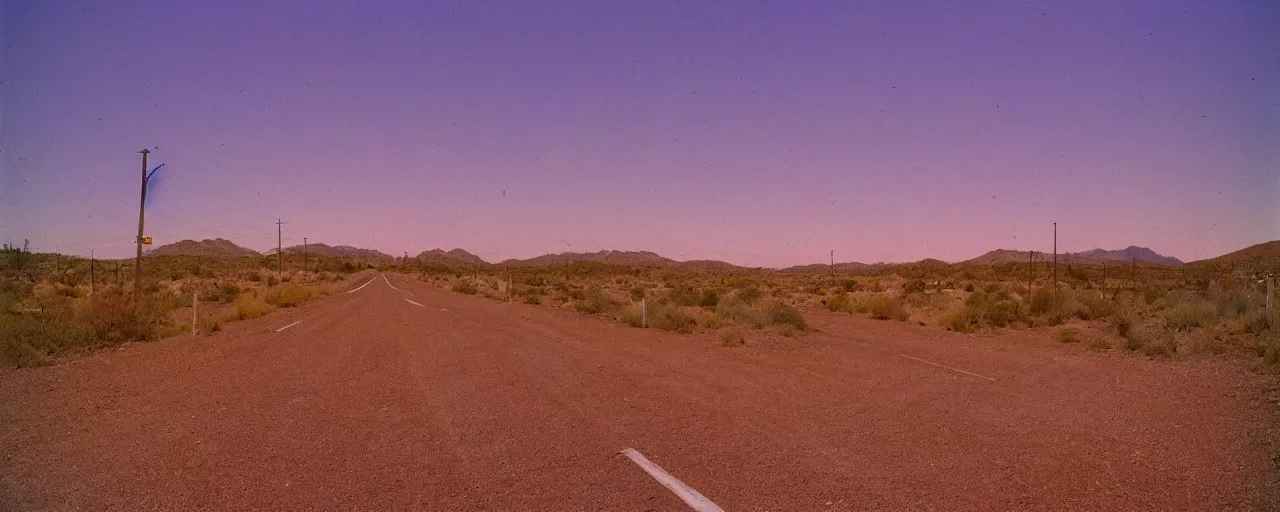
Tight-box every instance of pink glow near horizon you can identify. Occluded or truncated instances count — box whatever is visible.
[3,1,1277,267]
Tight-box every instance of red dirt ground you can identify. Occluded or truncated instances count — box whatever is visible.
[2,271,1277,510]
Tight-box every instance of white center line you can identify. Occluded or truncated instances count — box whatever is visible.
[381,273,404,291]
[405,299,423,307]
[899,354,996,381]
[347,277,377,293]
[275,320,303,332]
[620,448,724,512]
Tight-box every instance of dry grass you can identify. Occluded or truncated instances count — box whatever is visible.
[865,295,908,321]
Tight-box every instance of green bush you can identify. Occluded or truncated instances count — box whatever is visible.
[698,290,720,309]
[766,303,807,330]
[1163,300,1216,332]
[737,286,763,304]
[574,287,618,315]
[940,305,977,333]
[451,280,478,295]
[984,298,1021,327]
[651,305,696,333]
[865,295,908,321]
[219,283,241,302]
[826,294,855,313]
[903,280,927,294]
[1028,288,1053,316]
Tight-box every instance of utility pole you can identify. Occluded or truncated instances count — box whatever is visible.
[90,250,95,296]
[1028,250,1033,298]
[1052,222,1058,303]
[134,149,162,300]
[303,237,308,272]
[135,149,148,299]
[276,219,287,272]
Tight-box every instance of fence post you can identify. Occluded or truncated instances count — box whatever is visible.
[1268,274,1274,329]
[192,291,198,336]
[642,298,647,328]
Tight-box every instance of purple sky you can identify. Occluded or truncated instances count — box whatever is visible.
[3,1,1277,267]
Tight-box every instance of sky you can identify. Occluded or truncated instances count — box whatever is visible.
[2,0,1277,268]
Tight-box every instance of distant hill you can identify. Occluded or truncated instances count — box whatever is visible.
[416,248,489,267]
[501,250,676,268]
[282,243,394,262]
[499,250,740,270]
[782,262,872,273]
[149,238,259,258]
[1190,241,1280,271]
[964,247,1183,267]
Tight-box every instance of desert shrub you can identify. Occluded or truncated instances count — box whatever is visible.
[714,299,766,327]
[78,294,168,343]
[737,286,763,304]
[865,295,908,321]
[766,303,807,330]
[775,323,798,337]
[870,280,885,293]
[720,328,745,347]
[1243,309,1271,335]
[826,294,855,313]
[219,283,241,302]
[1088,338,1111,351]
[247,272,262,282]
[983,283,1001,294]
[1028,288,1053,316]
[963,283,975,293]
[1215,290,1256,318]
[803,283,824,295]
[1125,324,1175,355]
[0,312,93,367]
[667,288,699,307]
[1142,286,1163,305]
[234,293,276,320]
[575,287,618,315]
[984,298,1021,327]
[838,279,860,293]
[451,280,478,295]
[650,305,696,333]
[264,285,321,308]
[1058,327,1081,343]
[1264,334,1280,367]
[698,290,720,309]
[630,286,646,301]
[619,303,644,327]
[1163,300,1216,332]
[940,305,977,333]
[523,294,541,305]
[903,280,927,294]
[1111,309,1141,337]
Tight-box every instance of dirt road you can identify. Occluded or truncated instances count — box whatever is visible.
[3,271,1277,510]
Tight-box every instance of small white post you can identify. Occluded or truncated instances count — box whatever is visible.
[1268,274,1274,329]
[192,291,198,336]
[641,298,647,328]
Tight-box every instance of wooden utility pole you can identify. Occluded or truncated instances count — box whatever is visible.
[135,149,149,299]
[90,250,95,295]
[1052,222,1058,302]
[276,219,287,272]
[1027,250,1033,298]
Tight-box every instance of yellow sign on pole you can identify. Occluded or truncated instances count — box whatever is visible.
[141,237,153,245]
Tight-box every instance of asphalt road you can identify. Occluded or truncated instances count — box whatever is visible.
[2,271,1277,510]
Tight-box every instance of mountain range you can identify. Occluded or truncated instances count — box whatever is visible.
[146,238,1280,271]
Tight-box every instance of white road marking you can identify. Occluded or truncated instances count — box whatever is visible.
[620,448,724,512]
[899,354,996,381]
[347,277,377,293]
[275,320,303,332]
[381,273,404,291]
[405,299,423,307]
